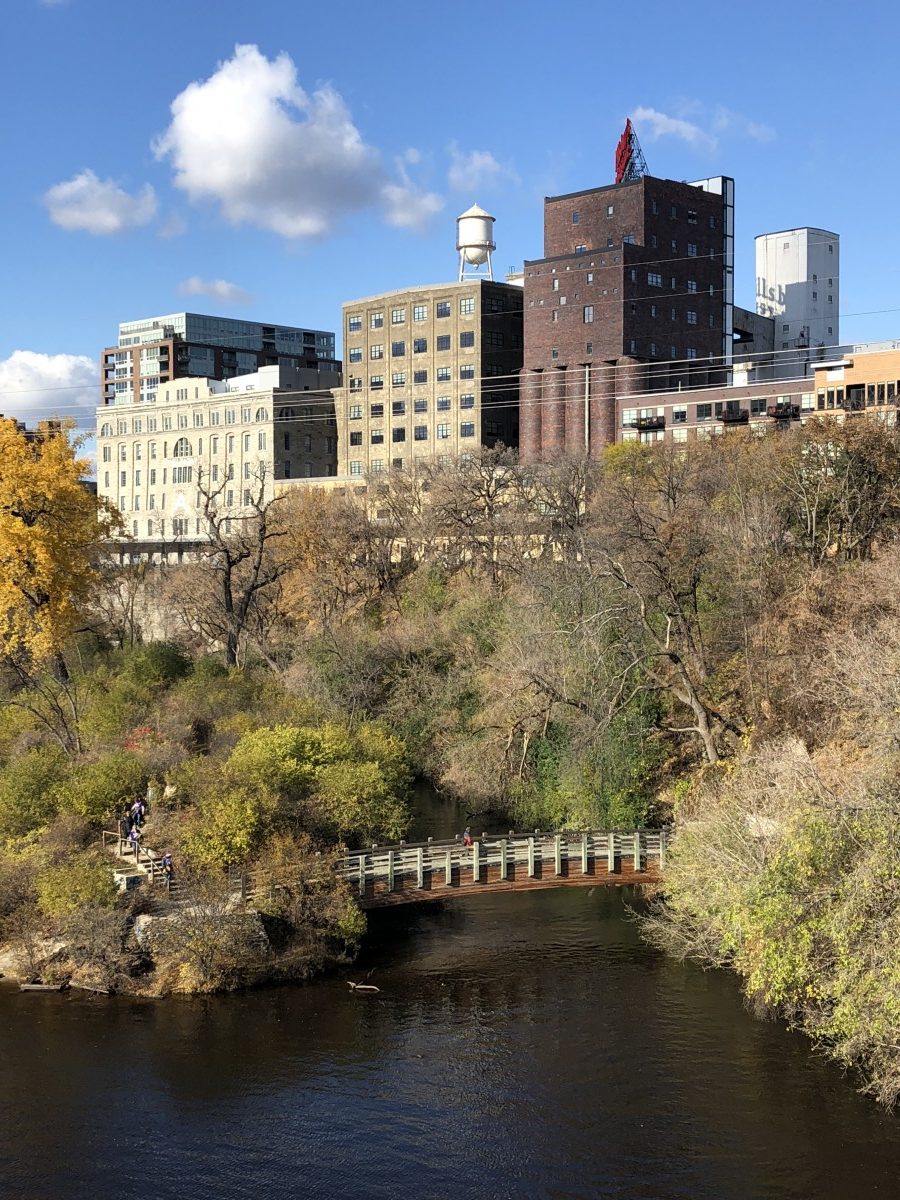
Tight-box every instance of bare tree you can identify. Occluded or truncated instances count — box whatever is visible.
[186,465,292,668]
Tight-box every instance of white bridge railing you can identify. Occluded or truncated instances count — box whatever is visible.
[335,828,668,899]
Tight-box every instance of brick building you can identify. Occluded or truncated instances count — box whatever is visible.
[521,174,734,460]
[333,280,522,478]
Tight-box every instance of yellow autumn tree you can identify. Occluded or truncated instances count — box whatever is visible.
[0,419,119,666]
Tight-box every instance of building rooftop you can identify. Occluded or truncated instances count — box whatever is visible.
[342,278,519,307]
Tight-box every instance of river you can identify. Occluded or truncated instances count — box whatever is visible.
[2,794,900,1198]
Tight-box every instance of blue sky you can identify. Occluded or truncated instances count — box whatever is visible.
[1,0,897,435]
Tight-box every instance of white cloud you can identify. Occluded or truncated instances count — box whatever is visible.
[178,276,252,306]
[630,104,776,154]
[0,351,97,427]
[154,43,441,238]
[447,144,517,193]
[382,182,444,231]
[43,169,157,235]
[630,106,716,152]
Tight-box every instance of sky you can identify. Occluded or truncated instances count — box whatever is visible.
[2,0,899,439]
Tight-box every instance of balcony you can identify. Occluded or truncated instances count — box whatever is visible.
[720,408,749,424]
[767,404,801,421]
[629,414,666,431]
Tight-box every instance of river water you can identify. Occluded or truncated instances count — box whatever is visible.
[2,795,900,1199]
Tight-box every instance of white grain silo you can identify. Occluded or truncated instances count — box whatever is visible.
[456,203,496,282]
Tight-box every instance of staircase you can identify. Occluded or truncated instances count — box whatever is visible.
[101,829,181,908]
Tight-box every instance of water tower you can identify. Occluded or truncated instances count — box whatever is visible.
[456,203,495,282]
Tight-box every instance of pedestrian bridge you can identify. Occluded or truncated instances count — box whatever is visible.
[333,829,667,910]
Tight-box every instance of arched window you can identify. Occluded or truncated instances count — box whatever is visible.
[278,407,296,419]
[255,407,268,422]
[173,437,192,458]
[100,422,112,438]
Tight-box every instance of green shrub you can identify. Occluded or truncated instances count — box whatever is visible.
[58,750,146,824]
[36,856,117,917]
[0,747,69,839]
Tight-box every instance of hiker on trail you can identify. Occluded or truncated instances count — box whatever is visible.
[463,826,473,848]
[130,798,145,828]
[128,824,141,855]
[161,851,173,879]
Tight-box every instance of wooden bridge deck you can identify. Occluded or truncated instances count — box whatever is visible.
[333,829,666,910]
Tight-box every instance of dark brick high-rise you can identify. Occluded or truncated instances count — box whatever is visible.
[521,174,734,460]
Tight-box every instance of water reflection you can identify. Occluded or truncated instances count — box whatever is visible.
[2,864,900,1197]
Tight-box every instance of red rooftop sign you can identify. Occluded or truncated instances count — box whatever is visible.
[615,119,634,184]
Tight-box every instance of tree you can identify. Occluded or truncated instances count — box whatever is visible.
[0,419,118,668]
[172,465,291,667]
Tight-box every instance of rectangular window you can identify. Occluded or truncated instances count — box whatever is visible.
[413,338,427,353]
[370,345,384,359]
[348,348,362,363]
[391,308,406,324]
[392,341,406,357]
[392,371,406,387]
[696,403,712,421]
[648,272,662,287]
[583,305,594,324]
[414,425,428,440]
[687,243,698,257]
[371,430,384,444]
[575,244,587,254]
[460,422,475,438]
[687,209,697,224]
[436,334,451,351]
[552,278,559,292]
[414,398,428,413]
[349,431,362,446]
[350,461,362,476]
[349,404,362,419]
[460,394,475,409]
[413,304,427,322]
[672,405,687,423]
[413,369,428,384]
[572,210,580,224]
[686,348,698,360]
[459,297,475,315]
[436,422,450,439]
[436,301,451,318]
[437,396,451,411]
[392,427,406,443]
[459,330,475,349]
[460,364,475,380]
[687,311,697,325]
[348,315,362,332]
[687,280,697,293]
[349,377,363,392]
[392,400,406,416]
[370,311,384,328]
[370,402,384,418]
[437,366,451,381]
[370,375,384,390]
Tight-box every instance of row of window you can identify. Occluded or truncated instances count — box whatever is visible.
[351,331,485,361]
[349,422,477,447]
[349,397,475,420]
[571,203,717,227]
[102,430,330,464]
[99,407,270,438]
[350,365,468,389]
[348,298,477,332]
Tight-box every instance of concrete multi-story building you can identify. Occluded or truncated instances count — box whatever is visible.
[101,312,339,408]
[520,173,734,460]
[333,280,523,478]
[755,228,839,383]
[96,365,338,548]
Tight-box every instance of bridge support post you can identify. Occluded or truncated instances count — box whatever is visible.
[554,835,562,877]
[472,840,480,883]
[633,832,642,873]
[581,833,589,875]
[607,833,615,874]
[416,847,424,889]
[499,839,508,880]
[445,849,453,887]
[358,857,366,897]
[386,850,395,893]
[527,837,536,877]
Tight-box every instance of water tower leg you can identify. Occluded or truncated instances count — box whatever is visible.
[486,248,494,282]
